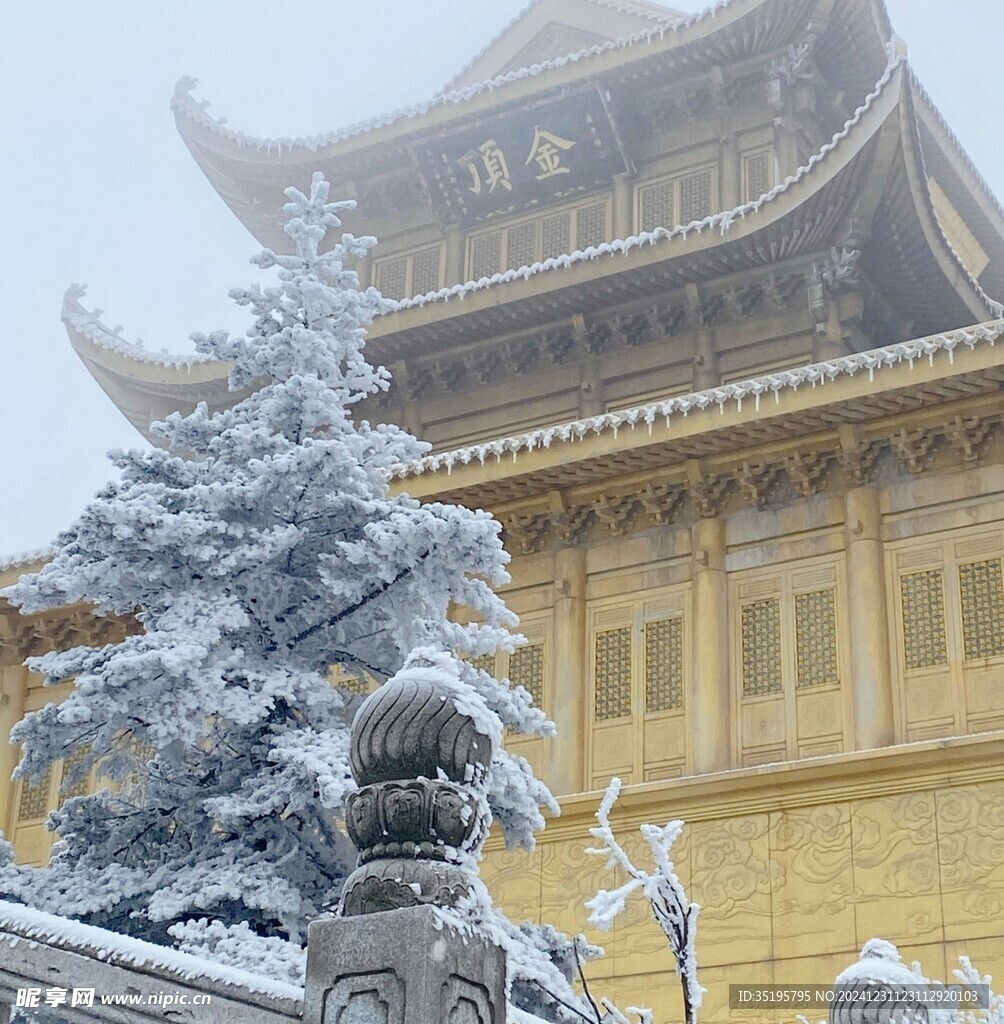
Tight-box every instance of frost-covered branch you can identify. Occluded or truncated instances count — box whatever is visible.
[585,778,704,1024]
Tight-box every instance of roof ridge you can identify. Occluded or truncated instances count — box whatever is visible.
[172,1,733,157]
[395,319,1004,479]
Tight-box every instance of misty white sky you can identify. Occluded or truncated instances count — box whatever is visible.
[1,0,1002,556]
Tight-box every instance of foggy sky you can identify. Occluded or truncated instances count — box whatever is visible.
[2,0,1001,555]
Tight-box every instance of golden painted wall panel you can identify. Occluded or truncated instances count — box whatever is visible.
[794,688,841,740]
[769,803,856,959]
[740,697,785,748]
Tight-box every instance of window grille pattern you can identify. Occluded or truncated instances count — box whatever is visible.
[594,626,632,720]
[411,247,442,296]
[900,569,949,669]
[59,746,92,805]
[541,212,571,260]
[510,642,545,708]
[959,558,1004,660]
[17,765,52,822]
[645,617,683,712]
[744,151,772,202]
[741,598,783,696]
[795,589,839,688]
[470,232,502,280]
[340,674,372,697]
[470,653,496,676]
[506,221,538,270]
[576,201,607,250]
[375,257,408,300]
[680,169,712,224]
[639,179,674,232]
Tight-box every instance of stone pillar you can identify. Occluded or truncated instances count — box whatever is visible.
[304,652,506,1024]
[844,487,895,749]
[0,666,27,838]
[689,517,730,773]
[548,547,586,796]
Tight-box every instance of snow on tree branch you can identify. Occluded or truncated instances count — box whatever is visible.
[585,777,704,1024]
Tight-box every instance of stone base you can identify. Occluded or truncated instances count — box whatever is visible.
[304,906,505,1024]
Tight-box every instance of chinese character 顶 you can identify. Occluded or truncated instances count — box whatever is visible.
[525,127,576,180]
[459,139,513,196]
[72,988,96,1007]
[16,989,41,1008]
[45,987,69,1007]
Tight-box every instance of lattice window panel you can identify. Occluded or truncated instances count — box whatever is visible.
[795,589,839,688]
[411,247,442,296]
[576,201,607,250]
[743,150,772,202]
[741,598,783,696]
[645,617,683,712]
[959,558,1004,660]
[510,643,545,708]
[541,212,571,260]
[900,569,949,670]
[470,231,502,279]
[59,746,92,805]
[680,169,712,224]
[506,221,539,270]
[17,765,52,822]
[594,626,632,721]
[375,256,407,300]
[638,179,674,232]
[468,653,496,676]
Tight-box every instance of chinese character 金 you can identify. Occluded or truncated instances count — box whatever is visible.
[45,987,69,1007]
[72,988,96,1007]
[16,989,41,1008]
[459,139,513,196]
[525,127,576,180]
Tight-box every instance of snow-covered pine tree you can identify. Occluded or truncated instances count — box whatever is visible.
[0,174,594,1016]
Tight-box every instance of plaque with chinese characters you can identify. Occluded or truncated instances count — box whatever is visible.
[415,88,629,228]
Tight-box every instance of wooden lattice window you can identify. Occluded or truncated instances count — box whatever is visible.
[594,626,632,720]
[17,765,52,822]
[510,643,545,708]
[795,589,839,688]
[374,245,444,300]
[467,198,610,279]
[900,569,949,670]
[742,147,774,202]
[58,746,92,806]
[644,617,684,712]
[637,165,716,232]
[959,558,1004,660]
[740,598,783,696]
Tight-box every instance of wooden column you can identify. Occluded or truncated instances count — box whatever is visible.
[445,225,465,285]
[547,546,587,796]
[844,487,896,749]
[612,173,633,239]
[689,517,730,773]
[0,665,27,837]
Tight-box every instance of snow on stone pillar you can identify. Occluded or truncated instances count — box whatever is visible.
[304,654,506,1024]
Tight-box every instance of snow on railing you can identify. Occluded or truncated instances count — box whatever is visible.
[393,320,1004,478]
[0,899,304,1004]
[62,285,214,370]
[171,0,733,156]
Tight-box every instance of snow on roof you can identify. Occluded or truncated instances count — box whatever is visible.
[391,56,903,314]
[172,0,732,157]
[386,56,1001,320]
[394,320,1004,479]
[63,285,213,370]
[441,0,685,92]
[0,899,304,1004]
[0,548,55,573]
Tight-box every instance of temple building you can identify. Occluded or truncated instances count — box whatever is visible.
[3,0,1004,1018]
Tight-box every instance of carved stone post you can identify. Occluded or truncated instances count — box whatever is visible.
[304,655,506,1024]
